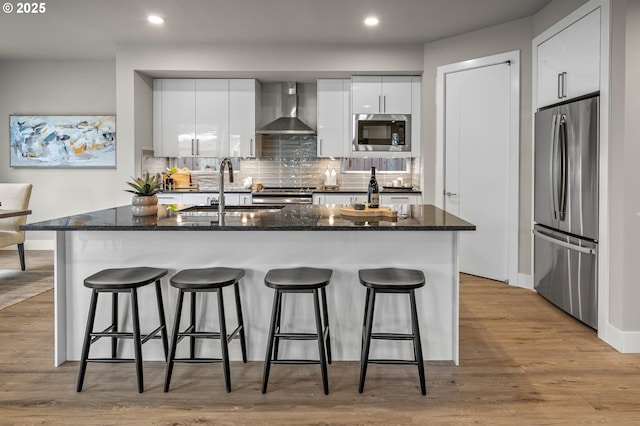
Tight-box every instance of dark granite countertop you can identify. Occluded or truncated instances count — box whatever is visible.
[21,204,474,232]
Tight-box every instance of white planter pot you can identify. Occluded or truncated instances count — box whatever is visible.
[131,195,158,216]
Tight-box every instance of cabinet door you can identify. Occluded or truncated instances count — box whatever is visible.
[411,76,421,157]
[195,79,229,157]
[182,193,213,205]
[352,76,382,114]
[229,79,258,157]
[380,194,422,205]
[157,193,183,204]
[382,76,412,114]
[239,193,252,205]
[154,79,196,157]
[317,79,348,157]
[537,8,600,108]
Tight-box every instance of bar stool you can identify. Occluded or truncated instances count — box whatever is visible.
[76,267,169,393]
[262,267,332,395]
[358,267,426,395]
[164,267,246,393]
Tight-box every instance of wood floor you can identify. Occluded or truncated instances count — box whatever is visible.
[1,252,640,424]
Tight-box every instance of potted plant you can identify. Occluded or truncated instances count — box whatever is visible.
[125,172,162,216]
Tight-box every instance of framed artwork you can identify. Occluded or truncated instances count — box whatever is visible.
[9,115,116,168]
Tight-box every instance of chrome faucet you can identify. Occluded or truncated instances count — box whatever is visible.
[218,157,234,217]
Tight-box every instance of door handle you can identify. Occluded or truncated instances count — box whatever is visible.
[533,229,595,255]
[445,191,457,196]
[558,115,568,221]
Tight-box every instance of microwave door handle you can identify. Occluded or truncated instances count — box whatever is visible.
[558,115,568,221]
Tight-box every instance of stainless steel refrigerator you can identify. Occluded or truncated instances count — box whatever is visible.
[533,95,599,329]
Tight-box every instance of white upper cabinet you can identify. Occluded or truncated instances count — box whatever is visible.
[316,78,350,158]
[153,79,195,158]
[195,79,229,157]
[352,76,412,114]
[229,79,260,157]
[154,78,260,158]
[153,79,229,157]
[536,7,600,108]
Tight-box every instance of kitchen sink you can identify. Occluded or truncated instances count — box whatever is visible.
[178,204,285,216]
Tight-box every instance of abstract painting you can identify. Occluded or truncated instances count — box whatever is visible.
[9,115,116,167]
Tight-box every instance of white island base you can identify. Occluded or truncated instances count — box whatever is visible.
[53,230,460,367]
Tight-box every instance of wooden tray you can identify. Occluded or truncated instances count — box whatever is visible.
[340,205,397,218]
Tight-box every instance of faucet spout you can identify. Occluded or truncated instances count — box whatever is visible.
[218,157,234,217]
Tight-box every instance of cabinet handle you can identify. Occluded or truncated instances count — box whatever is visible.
[383,95,386,113]
[319,139,323,155]
[378,95,382,113]
[561,72,567,98]
[557,73,563,99]
[250,138,254,156]
[191,139,195,156]
[196,138,200,156]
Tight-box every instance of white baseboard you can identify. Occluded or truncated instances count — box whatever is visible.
[604,323,640,353]
[515,273,533,290]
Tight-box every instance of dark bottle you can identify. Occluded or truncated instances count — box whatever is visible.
[367,166,379,208]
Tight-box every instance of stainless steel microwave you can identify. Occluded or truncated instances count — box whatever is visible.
[352,114,411,153]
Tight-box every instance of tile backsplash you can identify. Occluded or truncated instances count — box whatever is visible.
[142,135,419,191]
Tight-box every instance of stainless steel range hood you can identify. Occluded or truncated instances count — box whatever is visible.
[257,82,315,135]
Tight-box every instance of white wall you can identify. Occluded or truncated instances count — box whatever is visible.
[0,60,116,248]
[421,17,534,276]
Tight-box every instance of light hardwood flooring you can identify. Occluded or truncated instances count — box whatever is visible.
[1,251,640,425]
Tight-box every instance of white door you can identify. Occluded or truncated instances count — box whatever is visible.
[443,57,517,282]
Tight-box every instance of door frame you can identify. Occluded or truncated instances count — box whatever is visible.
[435,50,520,286]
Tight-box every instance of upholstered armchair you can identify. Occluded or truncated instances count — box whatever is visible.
[0,183,33,270]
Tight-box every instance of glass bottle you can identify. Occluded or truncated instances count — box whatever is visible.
[367,166,379,208]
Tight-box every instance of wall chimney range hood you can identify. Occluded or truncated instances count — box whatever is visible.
[257,82,315,135]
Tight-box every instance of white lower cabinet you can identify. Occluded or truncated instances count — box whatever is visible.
[380,193,422,205]
[158,192,251,206]
[313,193,366,205]
[157,194,183,204]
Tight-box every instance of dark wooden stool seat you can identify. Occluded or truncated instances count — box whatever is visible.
[164,267,247,393]
[358,267,426,395]
[76,267,169,393]
[262,267,332,395]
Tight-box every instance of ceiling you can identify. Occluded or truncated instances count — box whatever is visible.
[0,0,552,61]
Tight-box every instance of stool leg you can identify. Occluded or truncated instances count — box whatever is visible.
[410,289,426,395]
[190,291,197,359]
[233,282,247,363]
[321,287,332,364]
[217,288,231,392]
[313,289,329,395]
[272,290,283,361]
[359,289,376,393]
[164,289,185,392]
[262,289,281,393]
[111,292,118,358]
[361,288,371,351]
[130,288,144,393]
[155,280,169,361]
[77,289,99,392]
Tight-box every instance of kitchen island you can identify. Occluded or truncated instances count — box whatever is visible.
[22,204,474,367]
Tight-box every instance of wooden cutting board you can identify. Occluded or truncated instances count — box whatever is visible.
[340,205,398,218]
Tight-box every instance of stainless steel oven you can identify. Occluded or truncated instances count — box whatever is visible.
[252,187,314,204]
[353,114,411,153]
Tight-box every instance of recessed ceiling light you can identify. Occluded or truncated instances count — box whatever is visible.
[364,16,379,27]
[148,15,164,25]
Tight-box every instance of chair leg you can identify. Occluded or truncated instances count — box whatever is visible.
[410,289,427,395]
[359,289,376,393]
[76,289,99,392]
[164,289,185,392]
[262,289,281,394]
[130,288,144,393]
[313,289,329,395]
[321,287,332,365]
[154,281,169,361]
[111,293,118,358]
[217,288,231,392]
[17,243,25,271]
[233,282,247,363]
[361,288,371,351]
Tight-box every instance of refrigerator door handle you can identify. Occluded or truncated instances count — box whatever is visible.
[533,229,596,255]
[550,114,560,220]
[558,115,568,221]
